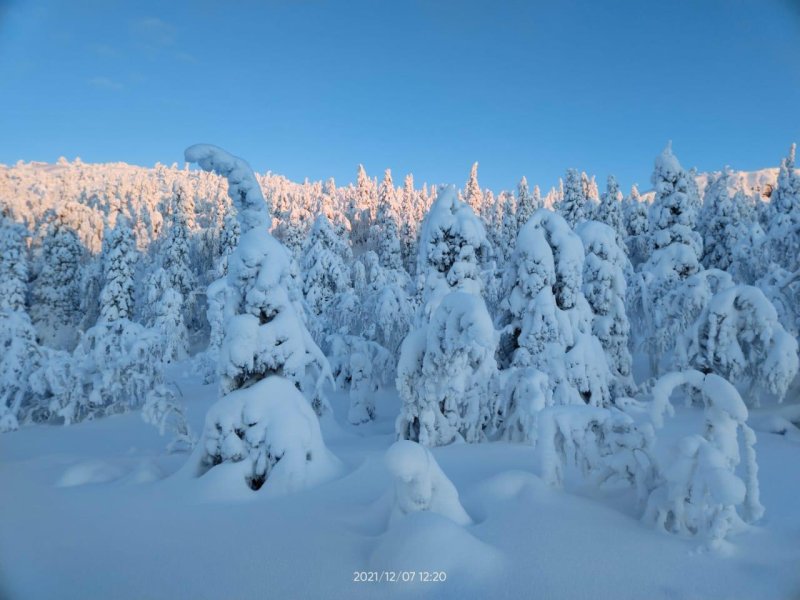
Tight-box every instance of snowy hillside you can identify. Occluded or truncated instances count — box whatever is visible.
[1,142,800,599]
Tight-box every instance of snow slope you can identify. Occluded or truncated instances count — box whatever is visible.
[1,366,799,600]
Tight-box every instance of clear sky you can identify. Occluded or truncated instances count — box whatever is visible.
[1,0,799,193]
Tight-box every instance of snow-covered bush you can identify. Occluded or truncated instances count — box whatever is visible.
[537,405,655,503]
[645,371,764,548]
[491,367,549,443]
[396,292,498,446]
[141,383,195,453]
[196,376,340,492]
[385,440,471,526]
[185,144,332,415]
[679,285,799,405]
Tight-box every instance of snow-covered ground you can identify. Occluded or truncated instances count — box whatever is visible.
[2,367,798,600]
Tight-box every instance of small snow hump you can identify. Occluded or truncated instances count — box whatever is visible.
[385,440,472,527]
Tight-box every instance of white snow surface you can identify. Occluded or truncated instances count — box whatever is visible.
[1,365,799,599]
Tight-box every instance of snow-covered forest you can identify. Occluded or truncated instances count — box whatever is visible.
[2,142,800,599]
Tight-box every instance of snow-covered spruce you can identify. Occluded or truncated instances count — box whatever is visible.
[576,220,634,394]
[416,185,492,320]
[99,216,137,324]
[557,168,588,228]
[0,212,42,431]
[354,251,413,359]
[645,370,764,548]
[678,285,799,405]
[595,175,627,247]
[301,214,352,337]
[368,168,405,272]
[396,292,498,447]
[623,184,650,268]
[185,144,332,415]
[327,334,392,425]
[385,440,471,526]
[635,143,704,376]
[500,209,613,410]
[767,144,800,273]
[32,208,85,349]
[147,267,189,364]
[195,376,340,492]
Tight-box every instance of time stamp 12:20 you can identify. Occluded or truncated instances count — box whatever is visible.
[353,571,448,584]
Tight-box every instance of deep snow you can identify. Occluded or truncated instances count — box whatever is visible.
[1,367,799,600]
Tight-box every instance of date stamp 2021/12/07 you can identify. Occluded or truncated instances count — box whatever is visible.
[353,571,447,584]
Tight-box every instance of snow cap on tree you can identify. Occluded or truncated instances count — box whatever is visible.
[184,144,270,233]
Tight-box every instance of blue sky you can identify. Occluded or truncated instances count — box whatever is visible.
[1,0,799,193]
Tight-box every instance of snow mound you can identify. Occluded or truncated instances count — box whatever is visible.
[193,376,341,496]
[385,440,472,526]
[57,460,128,488]
[369,511,504,584]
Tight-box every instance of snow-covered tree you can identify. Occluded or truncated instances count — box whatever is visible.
[576,221,634,394]
[98,217,136,323]
[215,205,240,277]
[623,184,650,268]
[636,143,704,376]
[369,169,404,271]
[499,190,519,262]
[396,291,498,447]
[537,404,655,503]
[185,144,332,415]
[162,182,196,322]
[357,251,413,359]
[558,168,587,228]
[348,164,375,249]
[0,211,28,312]
[500,209,613,410]
[327,334,392,425]
[516,176,540,231]
[767,144,800,272]
[33,209,84,349]
[301,214,352,330]
[0,214,40,431]
[416,185,492,319]
[645,371,764,548]
[646,142,702,260]
[464,162,483,216]
[147,267,189,363]
[194,376,341,491]
[679,285,799,405]
[595,175,626,246]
